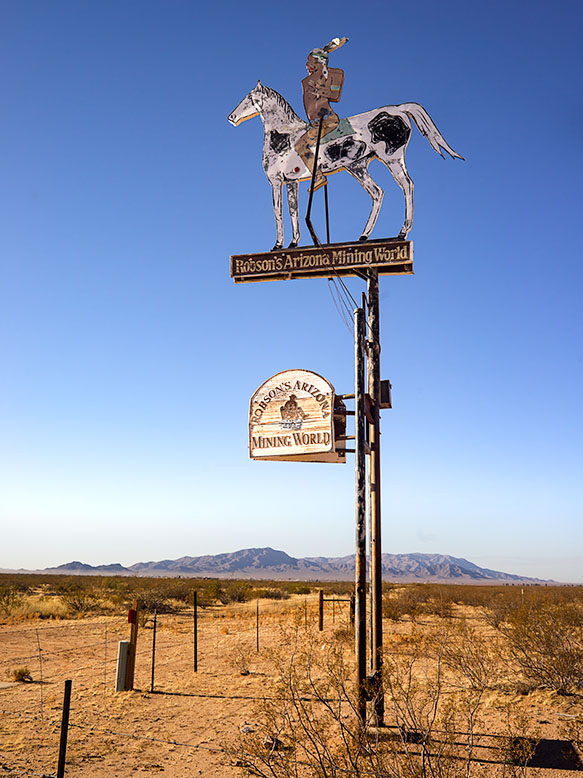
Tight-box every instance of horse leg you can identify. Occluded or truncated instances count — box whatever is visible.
[271,180,284,250]
[286,181,300,248]
[382,152,414,239]
[345,161,384,241]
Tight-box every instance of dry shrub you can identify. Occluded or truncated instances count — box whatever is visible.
[499,706,540,777]
[134,590,174,626]
[10,666,32,682]
[61,589,98,617]
[499,602,583,693]
[287,583,311,596]
[383,585,452,623]
[437,619,499,691]
[236,624,490,778]
[333,624,354,644]
[230,644,252,676]
[254,588,290,601]
[0,593,69,621]
[0,587,22,616]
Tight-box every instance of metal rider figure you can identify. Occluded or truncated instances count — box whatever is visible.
[294,37,348,191]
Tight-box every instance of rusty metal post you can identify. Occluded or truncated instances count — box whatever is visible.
[193,590,198,673]
[126,599,139,691]
[150,610,157,693]
[355,302,367,723]
[367,268,384,724]
[318,589,324,631]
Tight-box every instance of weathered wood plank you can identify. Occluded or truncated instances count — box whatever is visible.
[231,238,413,283]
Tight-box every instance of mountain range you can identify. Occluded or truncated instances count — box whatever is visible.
[12,547,548,583]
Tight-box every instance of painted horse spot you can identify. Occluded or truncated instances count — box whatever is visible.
[367,113,411,155]
[325,137,367,164]
[270,130,291,154]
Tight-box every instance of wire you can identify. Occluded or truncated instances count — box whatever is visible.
[327,279,353,335]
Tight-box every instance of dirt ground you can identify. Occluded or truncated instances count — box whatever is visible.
[1,593,582,777]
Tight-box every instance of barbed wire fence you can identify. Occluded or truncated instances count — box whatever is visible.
[1,595,352,776]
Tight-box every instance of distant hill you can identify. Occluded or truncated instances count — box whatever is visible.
[30,548,549,583]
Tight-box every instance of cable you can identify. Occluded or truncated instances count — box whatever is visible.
[327,278,353,335]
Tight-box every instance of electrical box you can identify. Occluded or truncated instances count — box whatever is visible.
[380,380,392,409]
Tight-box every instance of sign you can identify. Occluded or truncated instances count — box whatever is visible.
[231,238,413,284]
[249,370,346,463]
[228,78,462,249]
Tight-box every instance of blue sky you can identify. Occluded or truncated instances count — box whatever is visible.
[1,0,581,581]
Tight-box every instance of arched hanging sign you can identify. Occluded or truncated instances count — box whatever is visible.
[249,369,346,463]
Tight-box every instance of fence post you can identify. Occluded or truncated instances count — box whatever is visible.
[350,593,355,627]
[150,610,157,693]
[318,589,324,631]
[256,599,259,652]
[115,641,131,691]
[126,599,139,691]
[56,679,72,778]
[193,590,198,673]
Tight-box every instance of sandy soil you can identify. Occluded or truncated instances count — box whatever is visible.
[1,595,582,777]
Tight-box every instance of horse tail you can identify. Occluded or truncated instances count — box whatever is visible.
[400,103,464,160]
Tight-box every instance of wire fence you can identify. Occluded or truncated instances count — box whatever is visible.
[0,596,353,776]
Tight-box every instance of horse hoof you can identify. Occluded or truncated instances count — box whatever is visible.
[287,241,298,249]
[359,235,368,242]
[271,243,283,252]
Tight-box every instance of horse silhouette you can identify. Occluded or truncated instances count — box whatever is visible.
[228,81,463,250]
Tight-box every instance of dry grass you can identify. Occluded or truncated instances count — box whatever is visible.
[1,579,583,777]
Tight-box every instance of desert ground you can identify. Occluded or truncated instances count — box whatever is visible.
[1,578,583,777]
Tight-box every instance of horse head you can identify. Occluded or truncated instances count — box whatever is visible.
[228,81,263,127]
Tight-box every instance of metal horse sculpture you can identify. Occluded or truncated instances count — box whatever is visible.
[228,81,462,250]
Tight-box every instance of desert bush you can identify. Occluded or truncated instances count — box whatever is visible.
[500,603,583,693]
[333,624,354,644]
[499,706,540,777]
[10,666,32,682]
[221,581,253,604]
[483,590,523,629]
[383,585,450,623]
[134,591,172,626]
[382,594,406,622]
[61,588,98,617]
[253,587,290,601]
[0,587,22,616]
[437,620,498,691]
[286,583,311,595]
[230,644,252,676]
[236,624,490,778]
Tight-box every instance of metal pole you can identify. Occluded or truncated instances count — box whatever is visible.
[305,115,325,247]
[150,610,157,693]
[367,267,384,724]
[193,591,198,673]
[318,589,324,631]
[56,679,72,778]
[256,599,259,652]
[324,183,331,244]
[355,301,367,724]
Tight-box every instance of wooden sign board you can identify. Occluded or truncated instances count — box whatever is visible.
[249,369,346,463]
[231,238,413,284]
